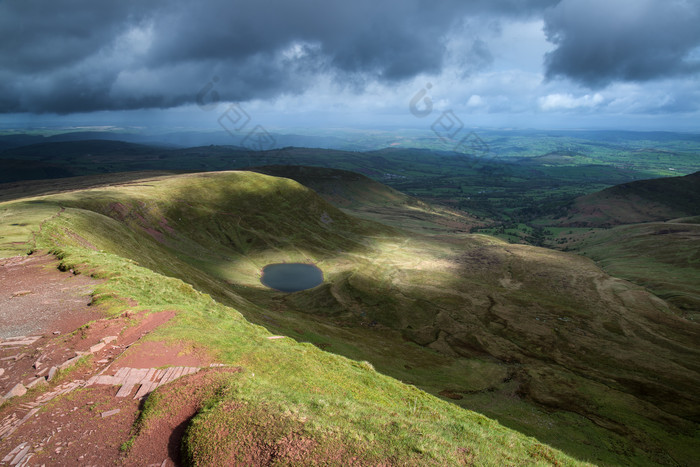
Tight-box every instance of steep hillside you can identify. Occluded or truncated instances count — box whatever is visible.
[0,171,582,466]
[252,165,483,233]
[546,171,700,319]
[560,221,700,318]
[558,171,700,227]
[0,171,698,465]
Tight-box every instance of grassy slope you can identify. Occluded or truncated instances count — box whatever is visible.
[558,171,700,227]
[564,221,700,319]
[251,165,483,234]
[0,171,179,203]
[0,172,582,466]
[544,172,700,323]
[1,170,698,465]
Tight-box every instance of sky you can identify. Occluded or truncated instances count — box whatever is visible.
[1,0,699,132]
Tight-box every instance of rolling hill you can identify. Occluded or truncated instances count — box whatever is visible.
[546,171,700,318]
[566,221,700,318]
[1,169,697,465]
[557,171,700,227]
[252,165,483,234]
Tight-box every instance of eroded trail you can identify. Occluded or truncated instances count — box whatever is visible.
[0,253,99,339]
[0,255,224,466]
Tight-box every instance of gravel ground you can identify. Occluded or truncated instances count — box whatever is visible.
[0,254,100,339]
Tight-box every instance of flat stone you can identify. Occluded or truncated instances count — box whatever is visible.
[11,445,31,464]
[133,382,156,399]
[26,377,47,389]
[0,340,34,347]
[92,375,117,385]
[115,384,135,398]
[101,409,120,418]
[88,342,106,354]
[0,336,40,347]
[1,443,25,463]
[0,368,4,376]
[159,367,177,385]
[101,336,118,344]
[3,383,27,399]
[143,368,157,382]
[47,366,58,381]
[58,356,81,370]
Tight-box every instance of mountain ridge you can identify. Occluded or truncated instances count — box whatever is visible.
[559,171,700,226]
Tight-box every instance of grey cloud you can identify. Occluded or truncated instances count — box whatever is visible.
[543,0,700,88]
[0,0,557,113]
[0,1,159,74]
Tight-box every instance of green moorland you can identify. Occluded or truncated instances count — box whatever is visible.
[1,170,698,465]
[550,171,700,228]
[0,172,581,466]
[539,171,700,320]
[2,130,699,225]
[552,221,700,321]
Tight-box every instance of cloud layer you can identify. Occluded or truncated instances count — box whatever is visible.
[543,0,700,87]
[0,0,698,121]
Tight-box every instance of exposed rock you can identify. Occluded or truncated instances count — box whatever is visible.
[101,336,118,344]
[101,409,120,418]
[26,377,47,389]
[58,356,81,370]
[47,366,58,381]
[89,342,106,353]
[3,383,27,399]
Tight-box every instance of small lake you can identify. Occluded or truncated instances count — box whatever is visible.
[260,263,323,292]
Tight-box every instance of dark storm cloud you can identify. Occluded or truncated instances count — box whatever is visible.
[543,0,700,88]
[0,0,558,114]
[0,1,158,73]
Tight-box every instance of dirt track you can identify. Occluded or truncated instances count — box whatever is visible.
[0,254,100,339]
[0,253,219,466]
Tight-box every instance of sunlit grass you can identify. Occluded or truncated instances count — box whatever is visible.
[1,169,696,465]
